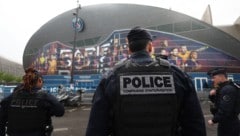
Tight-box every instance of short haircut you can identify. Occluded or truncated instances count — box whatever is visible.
[128,39,150,52]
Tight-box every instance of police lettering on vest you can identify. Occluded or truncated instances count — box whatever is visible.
[10,98,39,108]
[120,74,175,95]
[7,91,48,133]
[112,59,179,136]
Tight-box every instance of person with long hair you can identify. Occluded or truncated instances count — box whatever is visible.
[0,67,64,136]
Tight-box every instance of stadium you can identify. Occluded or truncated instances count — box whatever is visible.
[23,3,240,95]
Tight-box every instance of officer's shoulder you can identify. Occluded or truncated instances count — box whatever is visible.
[222,83,238,93]
[154,57,171,67]
[169,64,192,81]
[113,58,129,71]
[37,89,48,97]
[232,82,240,89]
[170,64,185,74]
[38,89,48,93]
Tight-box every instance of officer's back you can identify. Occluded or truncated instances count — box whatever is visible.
[86,27,206,136]
[0,67,65,136]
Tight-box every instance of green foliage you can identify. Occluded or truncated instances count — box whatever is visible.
[0,71,22,83]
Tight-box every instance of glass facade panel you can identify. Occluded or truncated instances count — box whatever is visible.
[174,21,191,32]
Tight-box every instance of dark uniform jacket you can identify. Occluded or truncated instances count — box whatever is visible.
[86,50,206,136]
[209,81,239,123]
[0,87,65,136]
[209,81,240,136]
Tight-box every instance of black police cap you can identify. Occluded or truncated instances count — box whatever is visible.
[127,26,152,44]
[207,68,227,77]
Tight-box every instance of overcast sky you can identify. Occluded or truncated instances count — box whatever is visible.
[0,0,239,64]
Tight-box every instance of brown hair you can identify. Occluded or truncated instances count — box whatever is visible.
[22,67,42,92]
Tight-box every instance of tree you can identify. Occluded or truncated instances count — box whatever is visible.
[0,72,5,83]
[0,72,22,84]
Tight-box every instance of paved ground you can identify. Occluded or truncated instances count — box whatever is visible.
[201,101,218,136]
[52,106,90,136]
[51,100,218,136]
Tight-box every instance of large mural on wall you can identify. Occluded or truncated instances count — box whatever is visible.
[29,29,240,75]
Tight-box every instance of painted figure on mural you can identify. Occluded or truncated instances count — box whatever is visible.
[185,51,202,72]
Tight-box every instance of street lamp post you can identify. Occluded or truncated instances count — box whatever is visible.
[70,2,81,90]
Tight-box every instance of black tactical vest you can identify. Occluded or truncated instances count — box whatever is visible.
[113,58,179,136]
[7,90,48,134]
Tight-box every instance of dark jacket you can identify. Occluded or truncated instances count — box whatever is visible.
[209,81,239,123]
[0,87,64,136]
[209,81,240,136]
[86,50,206,136]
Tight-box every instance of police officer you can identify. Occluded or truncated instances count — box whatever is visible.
[0,67,65,136]
[86,27,206,136]
[207,68,240,136]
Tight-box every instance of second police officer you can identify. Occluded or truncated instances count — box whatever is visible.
[208,68,240,136]
[86,26,206,136]
[0,67,65,136]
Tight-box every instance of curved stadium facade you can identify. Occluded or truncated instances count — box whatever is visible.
[23,4,240,93]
